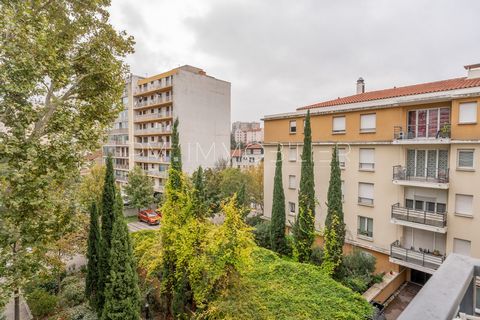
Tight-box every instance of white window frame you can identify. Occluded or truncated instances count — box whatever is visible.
[360,113,376,133]
[359,148,375,171]
[289,120,297,134]
[288,175,296,190]
[288,146,297,162]
[332,116,346,134]
[455,194,474,217]
[459,102,478,124]
[457,149,475,170]
[357,216,373,238]
[288,202,296,215]
[358,182,374,206]
[338,147,346,168]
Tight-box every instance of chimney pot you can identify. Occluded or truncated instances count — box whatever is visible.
[356,77,365,94]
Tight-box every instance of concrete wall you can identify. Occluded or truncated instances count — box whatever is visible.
[173,69,231,174]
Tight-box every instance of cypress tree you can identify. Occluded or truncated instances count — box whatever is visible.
[293,110,316,262]
[322,213,343,277]
[85,201,101,309]
[101,211,140,319]
[169,118,182,193]
[97,155,117,313]
[325,145,345,249]
[192,166,208,217]
[270,145,288,255]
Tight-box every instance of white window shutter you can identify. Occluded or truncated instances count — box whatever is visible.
[459,102,478,124]
[455,194,473,215]
[359,149,375,164]
[359,183,374,199]
[453,238,471,256]
[360,114,376,131]
[333,116,346,131]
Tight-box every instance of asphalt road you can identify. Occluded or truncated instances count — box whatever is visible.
[127,221,160,232]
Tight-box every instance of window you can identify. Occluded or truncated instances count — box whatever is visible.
[289,147,297,161]
[459,102,478,124]
[358,182,374,205]
[333,116,346,133]
[289,120,297,134]
[288,202,296,215]
[338,148,346,168]
[341,180,345,202]
[360,114,376,133]
[358,216,373,238]
[455,194,474,216]
[359,148,375,170]
[288,175,296,189]
[453,238,471,256]
[458,149,474,169]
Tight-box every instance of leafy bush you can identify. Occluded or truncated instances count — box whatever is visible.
[59,275,86,307]
[336,250,381,293]
[245,213,264,227]
[253,221,271,249]
[309,246,324,266]
[341,275,370,293]
[27,289,58,318]
[65,303,97,320]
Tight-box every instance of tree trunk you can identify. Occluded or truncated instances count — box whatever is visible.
[14,289,20,320]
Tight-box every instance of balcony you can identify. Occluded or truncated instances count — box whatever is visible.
[104,140,129,146]
[393,124,451,144]
[134,155,170,163]
[134,128,172,136]
[134,97,172,109]
[134,111,173,122]
[109,128,128,135]
[114,163,130,170]
[392,165,449,189]
[391,203,447,233]
[146,170,168,179]
[134,142,171,149]
[390,240,445,274]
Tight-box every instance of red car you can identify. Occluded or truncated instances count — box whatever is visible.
[138,209,161,225]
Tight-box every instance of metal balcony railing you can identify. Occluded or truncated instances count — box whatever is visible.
[134,127,172,135]
[394,123,451,140]
[390,240,445,270]
[135,111,173,121]
[109,128,128,135]
[146,170,169,178]
[134,96,172,108]
[391,203,447,228]
[392,165,449,183]
[134,83,172,95]
[134,155,171,163]
[134,142,171,149]
[114,164,129,170]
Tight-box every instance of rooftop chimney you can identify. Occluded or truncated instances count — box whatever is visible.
[356,77,365,94]
[465,64,480,79]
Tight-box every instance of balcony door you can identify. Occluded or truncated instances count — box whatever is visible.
[407,149,448,179]
[407,108,450,139]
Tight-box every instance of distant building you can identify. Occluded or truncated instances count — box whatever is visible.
[232,121,261,132]
[233,126,264,145]
[103,66,231,194]
[230,143,264,169]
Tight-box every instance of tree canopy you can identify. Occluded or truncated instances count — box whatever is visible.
[124,165,155,212]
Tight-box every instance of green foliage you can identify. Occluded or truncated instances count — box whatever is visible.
[27,289,59,318]
[293,110,316,262]
[192,166,209,218]
[63,303,98,320]
[310,246,324,266]
[85,202,101,309]
[325,145,346,263]
[335,249,381,293]
[77,165,105,212]
[0,0,133,309]
[60,275,86,308]
[322,214,343,277]
[253,221,272,250]
[101,217,141,320]
[124,165,155,212]
[204,248,373,320]
[270,145,288,255]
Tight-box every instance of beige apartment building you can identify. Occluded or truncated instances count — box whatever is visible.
[104,65,231,194]
[263,64,480,285]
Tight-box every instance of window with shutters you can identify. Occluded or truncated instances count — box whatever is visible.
[359,148,375,171]
[453,238,471,256]
[289,120,297,134]
[288,202,296,215]
[358,182,374,206]
[459,102,478,124]
[332,116,346,133]
[289,147,297,162]
[457,149,474,170]
[360,114,376,133]
[358,216,373,238]
[455,194,473,216]
[288,175,296,189]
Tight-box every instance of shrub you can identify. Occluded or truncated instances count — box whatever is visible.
[59,275,86,307]
[66,303,97,320]
[27,289,58,318]
[253,221,271,249]
[341,275,370,293]
[309,246,324,266]
[245,213,264,227]
[338,250,376,279]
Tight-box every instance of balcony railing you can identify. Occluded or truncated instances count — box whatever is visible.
[391,203,447,228]
[109,128,128,135]
[112,152,129,158]
[134,142,171,149]
[357,228,373,238]
[134,155,171,163]
[146,170,169,178]
[394,124,451,140]
[114,164,129,170]
[390,240,445,271]
[135,82,172,94]
[392,165,449,183]
[134,96,172,108]
[105,140,129,146]
[135,111,173,121]
[134,128,172,135]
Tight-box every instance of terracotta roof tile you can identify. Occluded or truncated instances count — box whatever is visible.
[297,77,480,111]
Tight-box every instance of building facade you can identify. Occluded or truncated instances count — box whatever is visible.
[263,64,480,284]
[232,121,263,145]
[104,65,231,193]
[230,143,264,169]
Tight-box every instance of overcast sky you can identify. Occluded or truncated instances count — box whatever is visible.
[109,0,480,123]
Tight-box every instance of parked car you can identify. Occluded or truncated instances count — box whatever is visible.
[138,209,161,225]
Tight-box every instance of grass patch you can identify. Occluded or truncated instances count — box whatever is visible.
[206,248,373,320]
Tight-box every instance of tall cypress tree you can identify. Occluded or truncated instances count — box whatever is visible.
[192,166,208,217]
[97,155,117,313]
[85,202,101,309]
[325,145,345,246]
[101,210,140,319]
[170,118,182,192]
[293,110,316,262]
[270,145,288,255]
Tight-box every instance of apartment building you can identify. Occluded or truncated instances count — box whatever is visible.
[104,65,231,193]
[230,143,264,169]
[263,64,480,285]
